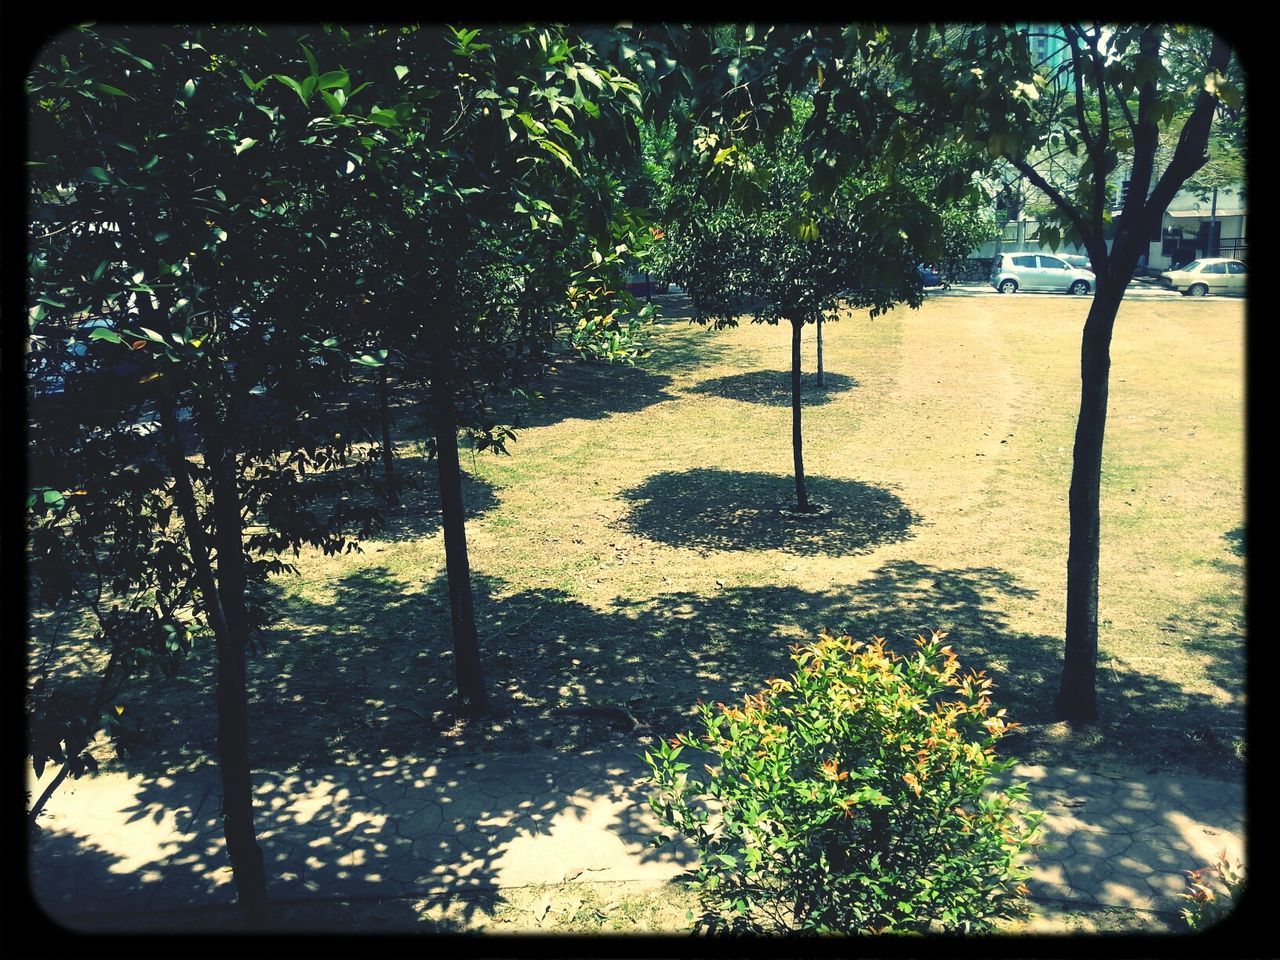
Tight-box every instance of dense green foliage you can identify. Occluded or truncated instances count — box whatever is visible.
[647,632,1042,934]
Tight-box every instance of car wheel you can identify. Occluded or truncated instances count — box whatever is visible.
[1069,280,1090,296]
[1187,283,1208,297]
[998,279,1018,294]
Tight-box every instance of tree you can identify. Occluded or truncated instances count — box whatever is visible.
[653,106,983,512]
[26,24,385,923]
[972,24,1239,724]
[632,22,1240,726]
[311,24,655,716]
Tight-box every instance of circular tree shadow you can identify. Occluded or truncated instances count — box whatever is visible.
[620,468,917,556]
[689,370,858,407]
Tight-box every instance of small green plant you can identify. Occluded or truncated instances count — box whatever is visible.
[1181,850,1245,931]
[646,630,1042,934]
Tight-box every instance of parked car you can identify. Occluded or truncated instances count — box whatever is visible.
[1058,253,1093,272]
[917,263,944,288]
[27,317,142,398]
[1158,258,1247,297]
[990,252,1094,295]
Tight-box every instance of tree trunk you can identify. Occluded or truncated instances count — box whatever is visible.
[205,395,255,655]
[1055,282,1124,726]
[430,384,490,717]
[378,366,398,505]
[182,396,269,927]
[816,316,825,388]
[790,319,810,512]
[27,653,119,829]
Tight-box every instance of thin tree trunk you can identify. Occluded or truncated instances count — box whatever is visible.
[430,383,490,717]
[790,318,810,512]
[378,366,398,504]
[1055,283,1123,726]
[205,394,255,656]
[27,653,119,829]
[816,316,825,388]
[170,394,268,927]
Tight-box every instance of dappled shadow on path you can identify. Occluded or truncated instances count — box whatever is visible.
[29,748,692,933]
[619,468,916,556]
[690,370,858,407]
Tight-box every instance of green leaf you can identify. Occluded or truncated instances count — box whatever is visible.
[300,42,320,79]
[317,69,348,91]
[182,78,196,100]
[93,83,130,98]
[394,65,409,81]
[536,138,579,175]
[273,74,308,106]
[89,328,123,343]
[82,166,113,183]
[111,45,153,70]
[234,138,258,156]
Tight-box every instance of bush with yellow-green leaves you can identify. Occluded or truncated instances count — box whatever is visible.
[646,631,1042,934]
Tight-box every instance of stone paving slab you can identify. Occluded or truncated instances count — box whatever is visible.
[27,751,1244,929]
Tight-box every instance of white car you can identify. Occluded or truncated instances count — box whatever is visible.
[1159,258,1247,297]
[990,252,1094,295]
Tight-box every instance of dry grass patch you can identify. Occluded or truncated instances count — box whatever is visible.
[54,293,1243,779]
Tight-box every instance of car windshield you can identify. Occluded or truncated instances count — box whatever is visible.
[1181,260,1203,272]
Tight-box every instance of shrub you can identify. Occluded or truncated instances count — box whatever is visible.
[646,631,1042,934]
[1181,849,1245,931]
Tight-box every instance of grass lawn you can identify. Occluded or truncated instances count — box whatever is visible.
[42,292,1245,780]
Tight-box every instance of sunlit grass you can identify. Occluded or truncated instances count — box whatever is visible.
[42,293,1244,777]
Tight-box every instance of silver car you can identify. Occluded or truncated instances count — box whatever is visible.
[1159,258,1247,297]
[990,252,1095,295]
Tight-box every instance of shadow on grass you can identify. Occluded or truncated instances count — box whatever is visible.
[31,555,1246,928]
[494,360,678,430]
[273,451,500,546]
[690,370,858,407]
[619,468,917,556]
[1223,525,1245,558]
[831,560,1244,775]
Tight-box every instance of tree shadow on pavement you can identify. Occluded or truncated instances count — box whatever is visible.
[619,468,917,556]
[29,748,695,933]
[689,370,858,407]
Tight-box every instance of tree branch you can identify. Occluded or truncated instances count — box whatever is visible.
[1009,156,1094,247]
[1143,32,1232,228]
[1060,24,1097,160]
[1110,76,1139,138]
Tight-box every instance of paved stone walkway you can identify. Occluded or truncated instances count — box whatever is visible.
[27,750,1244,930]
